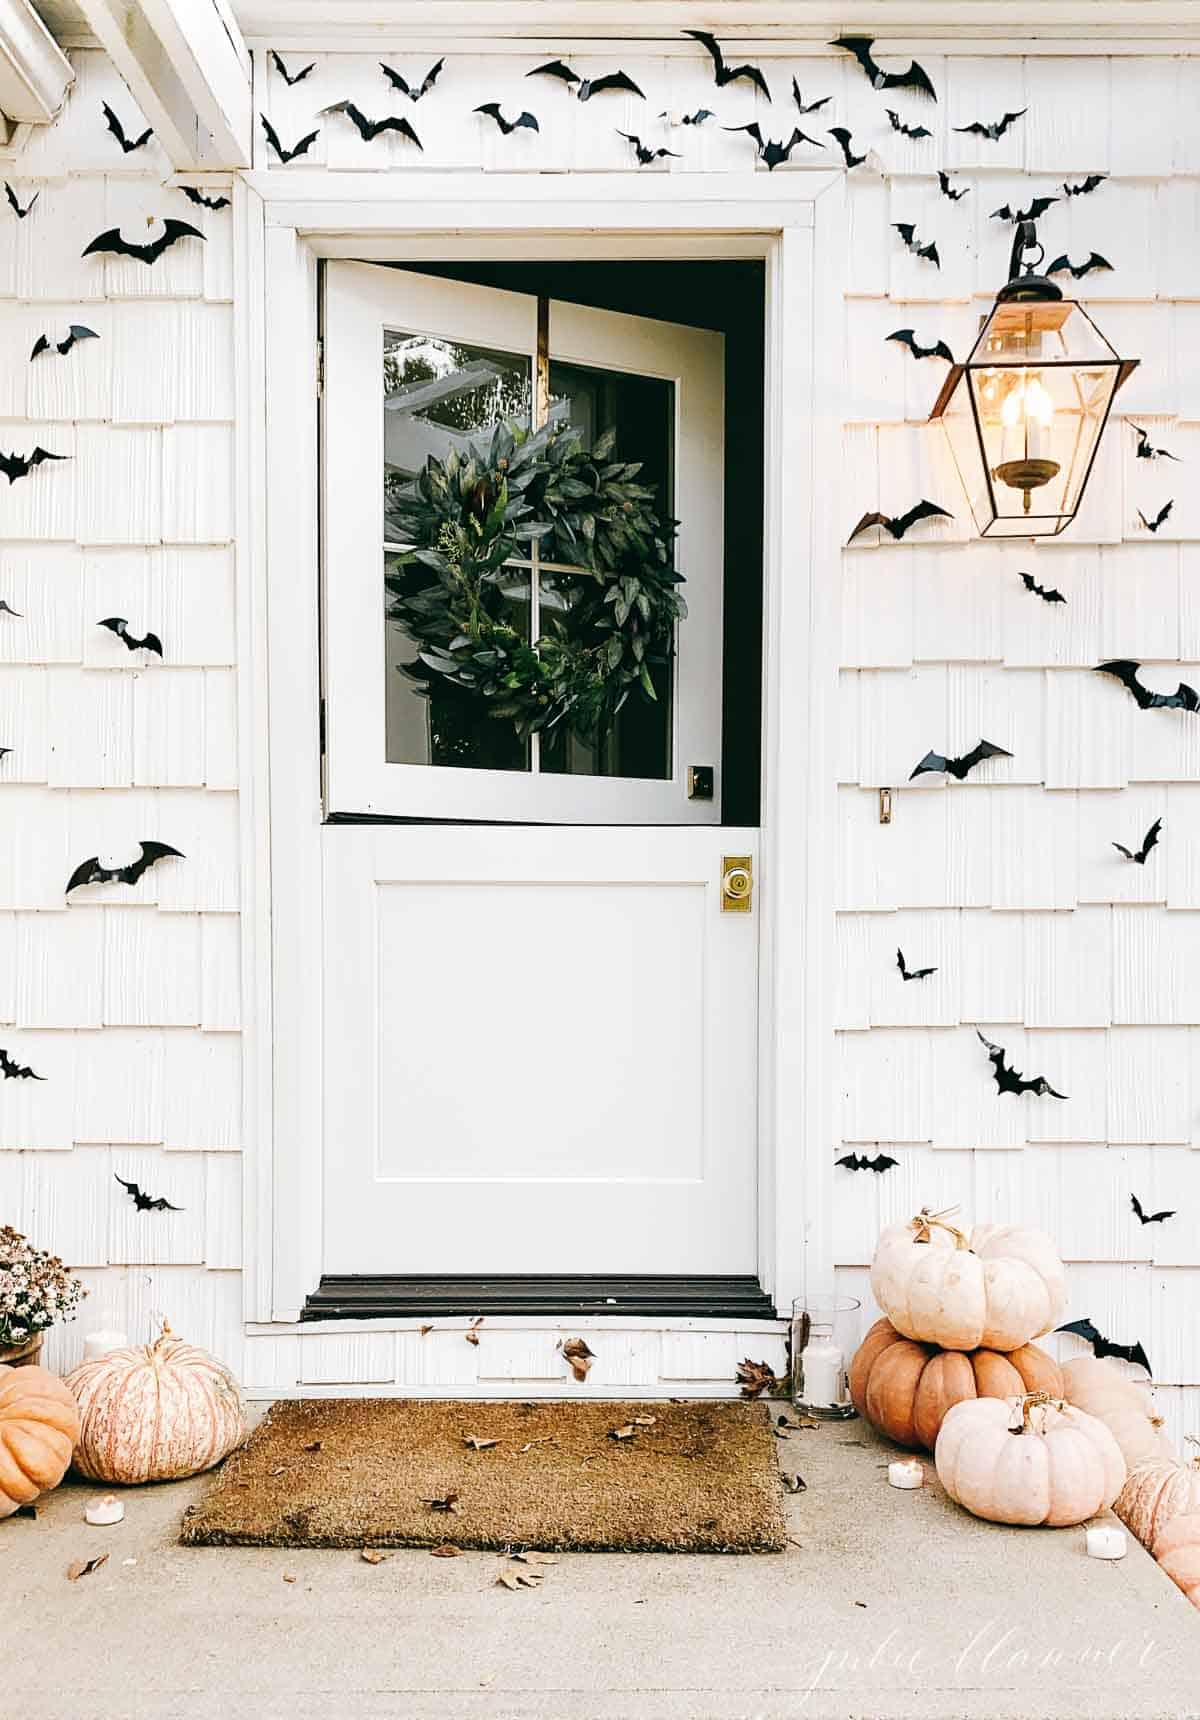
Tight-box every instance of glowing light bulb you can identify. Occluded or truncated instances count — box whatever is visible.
[1024,376,1054,428]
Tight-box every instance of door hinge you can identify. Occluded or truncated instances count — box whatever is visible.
[319,695,326,755]
[316,337,324,398]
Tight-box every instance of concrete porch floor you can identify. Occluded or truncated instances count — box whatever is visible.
[5,1412,1199,1720]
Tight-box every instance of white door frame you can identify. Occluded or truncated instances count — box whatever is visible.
[232,171,846,1327]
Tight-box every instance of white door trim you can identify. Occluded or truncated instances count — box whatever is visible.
[235,174,845,1325]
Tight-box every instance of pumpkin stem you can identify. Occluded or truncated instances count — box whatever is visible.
[1010,1390,1063,1435]
[910,1206,970,1249]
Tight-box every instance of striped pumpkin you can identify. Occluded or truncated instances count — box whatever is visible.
[0,1363,80,1516]
[1115,1448,1200,1551]
[64,1322,245,1484]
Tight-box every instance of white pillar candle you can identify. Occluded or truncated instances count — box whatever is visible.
[888,1459,925,1490]
[83,1329,128,1362]
[800,1338,845,1408]
[85,1494,125,1526]
[1086,1526,1127,1561]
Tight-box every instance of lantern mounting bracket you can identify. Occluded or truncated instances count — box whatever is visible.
[997,218,1063,304]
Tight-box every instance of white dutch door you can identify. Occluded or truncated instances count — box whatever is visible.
[321,262,759,1276]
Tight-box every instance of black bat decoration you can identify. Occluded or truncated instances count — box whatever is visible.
[30,325,98,360]
[1131,1193,1175,1226]
[910,739,1013,781]
[684,30,770,99]
[977,1030,1067,1100]
[1138,502,1174,534]
[527,61,645,102]
[261,115,320,163]
[475,104,540,136]
[1046,252,1113,279]
[991,195,1059,223]
[1019,570,1066,605]
[1113,817,1162,865]
[320,102,423,147]
[102,102,152,154]
[99,617,163,657]
[792,80,831,116]
[886,110,932,139]
[619,131,679,165]
[1063,175,1106,197]
[1056,1317,1151,1376]
[380,58,445,101]
[66,840,184,895]
[0,447,67,485]
[849,499,952,543]
[887,328,954,364]
[892,223,940,267]
[1095,659,1197,711]
[828,127,867,168]
[837,1152,899,1173]
[82,219,205,266]
[114,1173,182,1213]
[938,170,968,200]
[0,600,21,616]
[830,36,936,101]
[182,187,231,211]
[665,108,715,126]
[896,948,937,981]
[0,1047,44,1080]
[269,50,315,86]
[725,123,822,171]
[953,109,1026,141]
[4,181,37,218]
[1130,424,1180,462]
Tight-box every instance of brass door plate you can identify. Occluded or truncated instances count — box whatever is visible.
[721,854,753,913]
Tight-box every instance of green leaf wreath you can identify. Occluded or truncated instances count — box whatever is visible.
[384,418,686,744]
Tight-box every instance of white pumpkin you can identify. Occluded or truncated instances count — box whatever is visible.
[1061,1357,1175,1472]
[935,1393,1126,1527]
[64,1322,245,1484]
[870,1208,1066,1352]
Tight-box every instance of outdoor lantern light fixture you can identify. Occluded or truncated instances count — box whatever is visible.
[930,220,1139,538]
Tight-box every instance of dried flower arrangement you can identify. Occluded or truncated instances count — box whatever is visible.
[0,1225,87,1352]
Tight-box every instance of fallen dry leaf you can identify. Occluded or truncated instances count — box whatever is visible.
[419,1324,434,1336]
[518,1436,556,1453]
[782,1474,806,1494]
[561,1337,595,1381]
[464,1317,483,1347]
[512,1550,558,1565]
[430,1543,462,1558]
[66,1555,108,1581]
[302,1440,323,1454]
[422,1492,461,1514]
[496,1565,543,1590]
[634,1415,657,1427]
[608,1423,637,1441]
[360,1548,390,1565]
[462,1435,499,1451]
[283,1572,297,1584]
[736,1358,781,1400]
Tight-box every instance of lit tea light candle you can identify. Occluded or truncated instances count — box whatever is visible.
[888,1459,924,1490]
[1086,1526,1126,1561]
[85,1494,125,1526]
[83,1329,128,1362]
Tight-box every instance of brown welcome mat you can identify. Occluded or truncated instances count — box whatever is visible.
[180,1398,787,1554]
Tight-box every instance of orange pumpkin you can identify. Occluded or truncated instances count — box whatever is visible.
[849,1318,1064,1450]
[1153,1511,1200,1611]
[1116,1447,1200,1550]
[0,1362,81,1517]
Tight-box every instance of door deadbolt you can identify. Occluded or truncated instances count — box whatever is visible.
[721,855,753,912]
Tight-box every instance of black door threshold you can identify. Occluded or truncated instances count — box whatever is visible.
[301,1275,778,1322]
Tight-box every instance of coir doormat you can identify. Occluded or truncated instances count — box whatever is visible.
[180,1398,787,1553]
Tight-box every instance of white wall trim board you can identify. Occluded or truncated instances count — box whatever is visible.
[0,0,73,122]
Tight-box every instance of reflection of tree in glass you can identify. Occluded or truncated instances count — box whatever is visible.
[383,334,531,435]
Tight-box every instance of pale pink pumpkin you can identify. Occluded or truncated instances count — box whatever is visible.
[1153,1512,1200,1611]
[0,1363,80,1517]
[934,1392,1126,1527]
[1061,1357,1175,1473]
[1115,1445,1200,1550]
[64,1322,245,1484]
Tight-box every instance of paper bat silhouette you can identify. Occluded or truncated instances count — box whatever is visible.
[1063,175,1106,197]
[380,58,445,100]
[0,745,10,760]
[261,115,320,163]
[1130,424,1180,462]
[114,1173,182,1213]
[1019,571,1066,605]
[474,104,539,136]
[1096,659,1198,711]
[887,110,932,139]
[938,170,968,200]
[269,50,314,85]
[0,1047,44,1080]
[828,127,867,168]
[662,108,714,126]
[1046,252,1112,279]
[321,102,423,147]
[30,325,98,360]
[893,223,940,267]
[1057,1317,1150,1375]
[182,187,231,211]
[1131,1193,1175,1225]
[527,61,645,101]
[897,948,937,981]
[991,195,1059,223]
[82,219,204,266]
[837,1152,899,1173]
[850,499,952,543]
[0,447,66,484]
[99,617,163,657]
[102,102,152,154]
[977,1030,1067,1099]
[66,840,184,895]
[887,328,954,364]
[4,181,37,218]
[684,30,771,99]
[725,123,821,170]
[1138,502,1174,533]
[1113,817,1162,864]
[910,740,1012,781]
[620,131,680,165]
[831,36,936,100]
[0,600,22,616]
[792,80,831,115]
[953,109,1026,141]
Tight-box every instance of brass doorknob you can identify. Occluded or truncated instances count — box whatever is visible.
[721,856,753,912]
